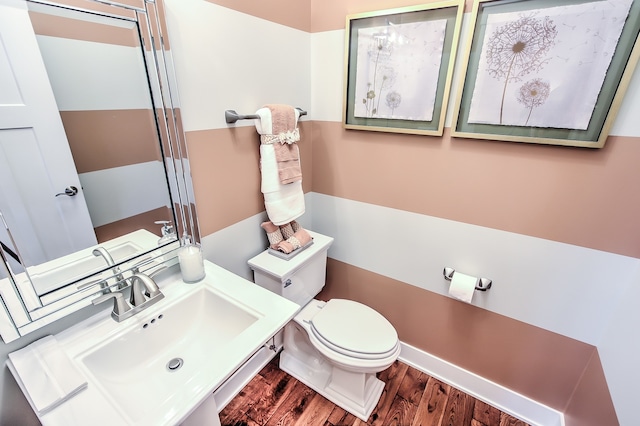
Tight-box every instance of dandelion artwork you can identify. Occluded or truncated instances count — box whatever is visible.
[467,0,633,130]
[517,78,551,126]
[353,19,448,121]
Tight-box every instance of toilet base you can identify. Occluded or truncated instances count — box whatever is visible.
[280,345,385,421]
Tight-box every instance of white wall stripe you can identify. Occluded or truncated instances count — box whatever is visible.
[597,263,640,426]
[201,192,639,349]
[308,193,638,347]
[79,161,170,227]
[310,29,344,123]
[164,0,311,132]
[36,35,152,111]
[610,64,640,137]
[201,193,315,282]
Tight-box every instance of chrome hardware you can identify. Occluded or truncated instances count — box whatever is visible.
[155,220,173,236]
[129,270,163,307]
[77,278,110,293]
[166,358,184,372]
[77,257,165,294]
[148,264,168,278]
[91,271,164,322]
[477,278,492,291]
[92,291,131,321]
[284,279,292,288]
[55,186,78,197]
[443,267,492,291]
[131,257,168,278]
[93,247,127,289]
[225,107,307,124]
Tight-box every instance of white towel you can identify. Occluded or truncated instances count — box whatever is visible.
[8,335,88,415]
[259,144,305,225]
[255,107,305,225]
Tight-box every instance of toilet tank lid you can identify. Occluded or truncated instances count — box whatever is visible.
[248,231,334,280]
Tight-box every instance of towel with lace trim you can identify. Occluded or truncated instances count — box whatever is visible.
[262,104,302,185]
[254,105,305,225]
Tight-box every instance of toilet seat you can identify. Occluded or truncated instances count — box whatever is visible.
[309,299,398,360]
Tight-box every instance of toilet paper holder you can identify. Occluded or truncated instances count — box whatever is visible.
[443,267,492,291]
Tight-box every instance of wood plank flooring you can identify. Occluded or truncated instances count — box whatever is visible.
[219,354,529,426]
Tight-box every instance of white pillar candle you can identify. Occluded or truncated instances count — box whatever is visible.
[178,243,205,283]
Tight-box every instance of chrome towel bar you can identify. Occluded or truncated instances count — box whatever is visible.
[225,107,307,124]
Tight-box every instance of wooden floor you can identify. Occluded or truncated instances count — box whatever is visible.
[219,354,529,426]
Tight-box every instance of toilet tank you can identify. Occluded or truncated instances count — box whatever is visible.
[248,231,334,306]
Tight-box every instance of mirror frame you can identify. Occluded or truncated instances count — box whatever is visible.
[0,0,197,342]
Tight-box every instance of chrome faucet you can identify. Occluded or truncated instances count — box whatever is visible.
[92,269,164,322]
[92,291,132,321]
[129,270,163,307]
[92,246,126,288]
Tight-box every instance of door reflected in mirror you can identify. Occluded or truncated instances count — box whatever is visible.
[0,1,176,297]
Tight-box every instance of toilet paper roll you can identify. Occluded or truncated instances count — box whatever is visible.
[448,272,478,303]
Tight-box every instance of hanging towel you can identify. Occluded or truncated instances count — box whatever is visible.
[259,143,305,225]
[274,143,301,184]
[255,106,305,225]
[263,104,302,185]
[8,335,88,415]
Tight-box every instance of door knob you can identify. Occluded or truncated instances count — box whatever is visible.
[55,186,78,197]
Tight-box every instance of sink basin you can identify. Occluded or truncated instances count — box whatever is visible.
[79,287,260,423]
[16,261,301,425]
[28,229,162,295]
[30,242,141,293]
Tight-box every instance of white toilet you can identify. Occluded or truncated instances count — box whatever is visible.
[248,231,400,421]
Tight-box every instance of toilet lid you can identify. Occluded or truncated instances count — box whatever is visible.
[310,299,398,357]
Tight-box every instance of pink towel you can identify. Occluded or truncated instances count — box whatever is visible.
[277,228,312,254]
[266,104,302,184]
[274,143,301,184]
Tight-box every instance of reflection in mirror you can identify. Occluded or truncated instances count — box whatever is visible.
[32,2,176,243]
[0,0,196,342]
[1,2,175,296]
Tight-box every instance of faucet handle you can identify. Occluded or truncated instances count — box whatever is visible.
[142,276,162,298]
[129,272,163,307]
[93,292,131,320]
[78,278,110,292]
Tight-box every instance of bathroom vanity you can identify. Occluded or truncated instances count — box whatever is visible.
[7,260,300,425]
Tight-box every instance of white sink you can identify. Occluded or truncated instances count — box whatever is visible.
[80,287,260,424]
[19,261,300,425]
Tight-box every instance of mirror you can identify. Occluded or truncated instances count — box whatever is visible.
[0,0,197,342]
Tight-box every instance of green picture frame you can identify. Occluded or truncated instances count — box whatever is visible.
[451,0,640,148]
[343,1,464,136]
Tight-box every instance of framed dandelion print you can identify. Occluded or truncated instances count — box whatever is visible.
[343,1,464,136]
[452,0,640,148]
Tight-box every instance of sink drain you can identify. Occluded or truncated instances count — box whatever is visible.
[166,357,184,371]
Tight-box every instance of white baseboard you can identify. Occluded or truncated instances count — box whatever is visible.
[398,341,565,426]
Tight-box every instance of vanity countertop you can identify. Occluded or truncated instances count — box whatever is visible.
[8,260,300,425]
